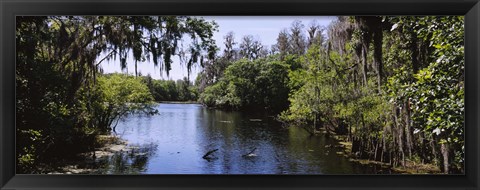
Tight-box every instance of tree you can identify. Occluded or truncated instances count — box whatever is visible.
[16,16,218,172]
[274,29,291,60]
[239,35,265,60]
[351,16,387,91]
[279,16,464,173]
[93,73,156,132]
[389,16,464,173]
[223,31,237,61]
[307,20,326,48]
[176,77,195,101]
[327,16,355,55]
[199,56,290,113]
[289,20,307,55]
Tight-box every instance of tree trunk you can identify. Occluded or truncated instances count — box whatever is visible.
[135,61,138,77]
[393,105,405,167]
[381,127,386,162]
[361,45,368,86]
[348,122,352,141]
[441,143,450,174]
[404,101,414,158]
[431,137,438,162]
[398,121,405,167]
[373,25,383,93]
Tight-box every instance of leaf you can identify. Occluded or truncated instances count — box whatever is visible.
[391,23,399,31]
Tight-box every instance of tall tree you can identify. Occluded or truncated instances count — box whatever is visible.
[353,16,385,91]
[239,35,264,60]
[223,31,237,61]
[307,20,326,48]
[274,29,291,60]
[289,20,307,55]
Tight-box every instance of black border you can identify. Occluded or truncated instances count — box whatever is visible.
[1,0,479,189]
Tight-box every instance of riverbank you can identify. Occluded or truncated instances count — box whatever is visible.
[322,129,442,174]
[158,101,199,104]
[47,135,132,174]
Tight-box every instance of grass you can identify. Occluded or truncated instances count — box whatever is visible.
[391,160,442,174]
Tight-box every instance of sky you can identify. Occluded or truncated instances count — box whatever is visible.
[99,16,336,81]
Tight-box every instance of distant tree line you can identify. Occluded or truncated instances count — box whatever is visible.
[140,74,198,102]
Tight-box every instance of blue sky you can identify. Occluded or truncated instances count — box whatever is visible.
[100,16,335,80]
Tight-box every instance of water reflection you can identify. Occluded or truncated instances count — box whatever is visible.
[104,103,392,174]
[93,143,157,174]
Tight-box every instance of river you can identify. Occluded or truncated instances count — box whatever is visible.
[94,103,391,174]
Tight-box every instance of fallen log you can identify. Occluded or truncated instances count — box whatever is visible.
[202,149,219,159]
[242,148,257,157]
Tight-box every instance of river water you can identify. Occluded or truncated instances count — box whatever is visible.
[97,103,390,174]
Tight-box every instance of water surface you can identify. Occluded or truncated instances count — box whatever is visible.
[100,103,389,174]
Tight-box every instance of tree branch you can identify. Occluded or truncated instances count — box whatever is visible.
[96,49,117,67]
[202,149,219,159]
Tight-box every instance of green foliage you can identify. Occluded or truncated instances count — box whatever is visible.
[382,16,464,172]
[279,16,464,173]
[140,75,198,102]
[199,80,229,108]
[17,129,44,173]
[280,44,378,135]
[176,77,197,101]
[16,16,217,173]
[199,57,290,113]
[94,73,156,131]
[397,16,464,169]
[16,15,465,174]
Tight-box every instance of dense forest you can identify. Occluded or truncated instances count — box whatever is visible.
[16,16,216,173]
[17,16,464,174]
[141,75,199,102]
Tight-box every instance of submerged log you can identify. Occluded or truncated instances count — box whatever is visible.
[242,148,257,157]
[202,149,219,159]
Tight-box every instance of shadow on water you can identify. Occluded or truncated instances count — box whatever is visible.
[91,143,158,174]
